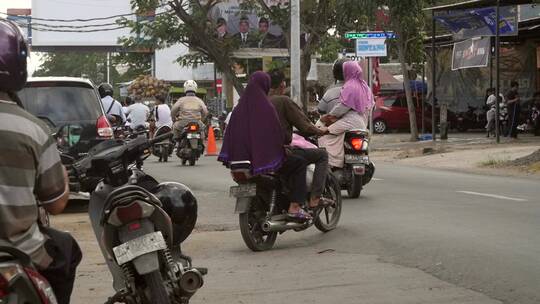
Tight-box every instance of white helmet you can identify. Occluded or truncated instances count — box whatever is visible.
[184,80,198,93]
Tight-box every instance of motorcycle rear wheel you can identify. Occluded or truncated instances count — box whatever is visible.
[239,197,277,251]
[314,174,342,232]
[144,270,171,304]
[347,175,362,198]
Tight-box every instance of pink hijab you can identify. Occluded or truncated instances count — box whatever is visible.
[340,61,374,114]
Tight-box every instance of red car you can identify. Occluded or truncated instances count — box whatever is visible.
[372,93,454,133]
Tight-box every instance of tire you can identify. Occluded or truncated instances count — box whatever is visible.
[181,158,187,166]
[314,173,342,232]
[161,146,168,162]
[239,197,277,251]
[373,119,387,134]
[143,270,171,304]
[347,175,362,198]
[189,157,196,166]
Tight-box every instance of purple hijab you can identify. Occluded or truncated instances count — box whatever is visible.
[218,71,285,175]
[340,61,374,114]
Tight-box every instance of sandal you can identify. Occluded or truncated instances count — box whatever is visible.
[287,209,312,222]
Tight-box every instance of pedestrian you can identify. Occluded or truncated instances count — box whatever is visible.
[505,81,521,138]
[485,88,505,138]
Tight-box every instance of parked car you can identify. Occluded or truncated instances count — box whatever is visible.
[372,92,456,134]
[17,77,113,196]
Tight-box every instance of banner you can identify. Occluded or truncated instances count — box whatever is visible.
[452,37,490,70]
[207,0,288,49]
[435,5,518,40]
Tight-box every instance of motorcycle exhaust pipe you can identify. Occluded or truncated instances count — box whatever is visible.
[179,268,204,294]
[262,220,305,232]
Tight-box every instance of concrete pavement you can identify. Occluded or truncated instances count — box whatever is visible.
[56,154,539,304]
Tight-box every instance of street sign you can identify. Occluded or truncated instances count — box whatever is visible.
[356,38,387,57]
[344,32,396,39]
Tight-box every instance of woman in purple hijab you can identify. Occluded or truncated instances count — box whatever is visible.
[318,61,374,168]
[219,71,312,220]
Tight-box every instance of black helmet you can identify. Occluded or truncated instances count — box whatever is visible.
[153,182,198,244]
[98,83,114,98]
[332,58,351,81]
[0,19,28,92]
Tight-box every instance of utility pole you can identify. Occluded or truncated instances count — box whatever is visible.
[106,52,110,84]
[290,0,302,107]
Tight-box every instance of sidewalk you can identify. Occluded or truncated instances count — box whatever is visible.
[370,132,540,177]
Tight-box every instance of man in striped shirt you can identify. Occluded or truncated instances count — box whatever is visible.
[0,19,81,304]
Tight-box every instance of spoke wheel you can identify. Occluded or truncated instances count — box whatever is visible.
[314,173,342,232]
[239,197,277,251]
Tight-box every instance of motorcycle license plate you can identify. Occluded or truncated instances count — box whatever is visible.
[113,231,167,266]
[187,133,200,139]
[230,184,256,198]
[345,154,364,164]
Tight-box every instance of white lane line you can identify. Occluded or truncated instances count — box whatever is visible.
[457,191,527,202]
[372,178,384,181]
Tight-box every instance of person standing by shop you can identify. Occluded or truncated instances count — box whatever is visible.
[505,81,521,139]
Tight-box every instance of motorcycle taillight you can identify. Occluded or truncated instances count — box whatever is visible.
[24,267,58,304]
[108,200,156,226]
[350,138,364,151]
[188,124,199,132]
[231,171,251,183]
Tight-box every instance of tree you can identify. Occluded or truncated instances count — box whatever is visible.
[379,0,426,141]
[122,0,373,110]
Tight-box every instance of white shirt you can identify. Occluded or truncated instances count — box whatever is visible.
[125,103,150,128]
[101,96,126,122]
[154,104,173,129]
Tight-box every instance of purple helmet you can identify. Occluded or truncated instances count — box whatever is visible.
[0,19,28,92]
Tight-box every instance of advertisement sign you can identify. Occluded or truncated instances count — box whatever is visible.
[356,38,387,57]
[451,37,490,70]
[435,5,518,40]
[207,0,288,49]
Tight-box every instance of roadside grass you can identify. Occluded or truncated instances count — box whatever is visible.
[478,155,511,167]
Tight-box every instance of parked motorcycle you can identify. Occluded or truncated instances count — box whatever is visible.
[73,133,205,304]
[152,125,174,162]
[228,160,342,251]
[332,129,374,198]
[176,122,204,166]
[456,105,486,132]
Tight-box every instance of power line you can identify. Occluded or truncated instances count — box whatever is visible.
[30,26,129,33]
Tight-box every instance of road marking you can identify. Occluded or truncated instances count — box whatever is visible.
[457,191,527,202]
[372,178,384,181]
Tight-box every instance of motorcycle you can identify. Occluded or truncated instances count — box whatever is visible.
[176,122,204,166]
[152,125,174,162]
[0,244,58,304]
[456,105,486,132]
[210,117,222,140]
[228,159,342,251]
[73,133,205,304]
[332,129,374,198]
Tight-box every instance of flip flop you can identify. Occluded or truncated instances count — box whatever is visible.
[287,209,312,222]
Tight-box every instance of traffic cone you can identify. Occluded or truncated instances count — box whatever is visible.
[205,126,218,156]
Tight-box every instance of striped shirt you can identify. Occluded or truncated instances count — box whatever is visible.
[0,100,66,267]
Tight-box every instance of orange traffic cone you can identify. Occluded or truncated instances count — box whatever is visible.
[205,126,218,156]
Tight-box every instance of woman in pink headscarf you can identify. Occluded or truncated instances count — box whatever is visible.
[318,61,374,168]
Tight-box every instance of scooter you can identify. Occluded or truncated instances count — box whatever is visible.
[176,122,204,166]
[228,158,342,251]
[73,133,205,304]
[333,129,375,198]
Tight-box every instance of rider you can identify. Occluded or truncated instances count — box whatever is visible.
[267,69,329,212]
[318,60,374,170]
[125,95,150,131]
[170,80,208,140]
[317,58,350,116]
[0,19,81,304]
[98,83,126,126]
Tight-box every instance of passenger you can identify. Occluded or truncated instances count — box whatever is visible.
[318,61,374,169]
[0,19,81,304]
[218,71,311,221]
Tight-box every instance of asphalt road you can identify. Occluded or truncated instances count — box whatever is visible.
[63,154,539,304]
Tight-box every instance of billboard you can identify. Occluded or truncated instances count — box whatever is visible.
[207,0,288,49]
[451,37,490,70]
[31,0,135,48]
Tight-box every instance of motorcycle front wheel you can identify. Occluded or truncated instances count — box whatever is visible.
[239,197,277,251]
[144,270,171,304]
[314,173,342,232]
